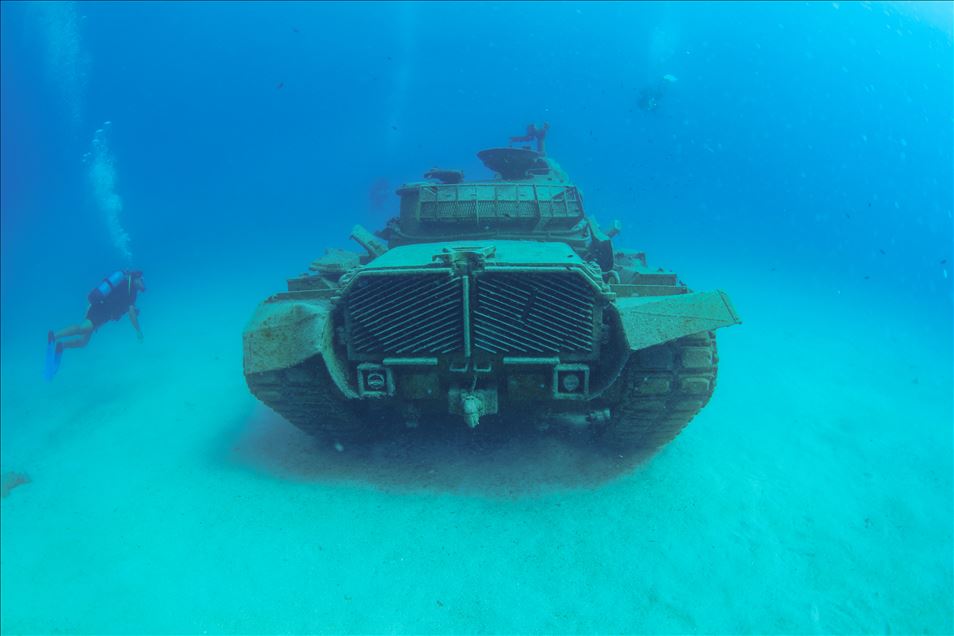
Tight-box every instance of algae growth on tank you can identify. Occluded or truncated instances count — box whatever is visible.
[1,2,951,634]
[244,127,741,450]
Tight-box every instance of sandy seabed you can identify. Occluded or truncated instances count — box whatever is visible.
[1,276,951,635]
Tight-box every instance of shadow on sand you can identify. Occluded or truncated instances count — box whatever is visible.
[225,406,659,498]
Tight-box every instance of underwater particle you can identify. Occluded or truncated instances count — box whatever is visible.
[0,471,31,499]
[941,259,947,265]
[276,81,284,90]
[662,74,678,83]
[878,248,886,255]
[334,442,344,452]
[292,26,300,33]
[864,275,870,280]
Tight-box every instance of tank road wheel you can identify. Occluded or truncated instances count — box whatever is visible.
[245,355,370,445]
[602,331,719,451]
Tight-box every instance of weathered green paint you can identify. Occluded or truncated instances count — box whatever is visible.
[242,299,331,375]
[616,291,741,351]
[356,239,585,270]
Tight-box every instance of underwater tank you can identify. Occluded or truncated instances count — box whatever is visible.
[243,125,741,450]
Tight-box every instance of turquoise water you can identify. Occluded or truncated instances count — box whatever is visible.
[1,2,951,634]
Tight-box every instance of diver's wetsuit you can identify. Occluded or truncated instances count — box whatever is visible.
[86,277,138,330]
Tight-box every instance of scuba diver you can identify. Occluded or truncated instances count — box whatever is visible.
[638,74,678,113]
[45,270,147,379]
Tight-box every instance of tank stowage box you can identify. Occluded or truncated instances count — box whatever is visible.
[243,127,741,451]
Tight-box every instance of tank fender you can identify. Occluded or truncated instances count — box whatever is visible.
[243,299,333,375]
[615,290,741,351]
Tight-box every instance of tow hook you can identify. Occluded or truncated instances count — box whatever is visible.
[461,393,483,428]
[449,386,498,428]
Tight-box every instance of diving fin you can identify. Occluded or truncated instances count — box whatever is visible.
[43,332,62,381]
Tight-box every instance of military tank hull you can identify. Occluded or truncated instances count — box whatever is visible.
[244,239,738,450]
[244,129,740,452]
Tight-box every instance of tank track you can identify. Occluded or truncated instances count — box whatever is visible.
[248,334,719,450]
[602,331,719,450]
[245,355,369,444]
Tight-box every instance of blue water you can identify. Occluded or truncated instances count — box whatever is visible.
[1,2,951,633]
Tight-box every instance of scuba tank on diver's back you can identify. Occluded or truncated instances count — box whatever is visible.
[87,271,127,305]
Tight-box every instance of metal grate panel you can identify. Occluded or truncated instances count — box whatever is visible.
[347,274,465,355]
[472,273,596,354]
[415,184,584,226]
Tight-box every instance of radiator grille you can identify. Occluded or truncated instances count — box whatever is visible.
[345,271,598,358]
[472,273,595,354]
[346,274,464,355]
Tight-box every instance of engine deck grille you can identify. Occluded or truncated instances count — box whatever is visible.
[472,273,596,354]
[346,274,465,355]
[344,271,598,358]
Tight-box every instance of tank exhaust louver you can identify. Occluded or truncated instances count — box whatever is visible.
[472,273,595,354]
[347,274,465,355]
